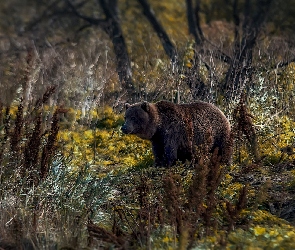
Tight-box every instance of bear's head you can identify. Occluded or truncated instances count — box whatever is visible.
[121,101,158,140]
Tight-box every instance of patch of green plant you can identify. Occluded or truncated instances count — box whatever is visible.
[0,155,115,249]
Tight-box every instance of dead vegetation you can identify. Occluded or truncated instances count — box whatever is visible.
[0,94,295,249]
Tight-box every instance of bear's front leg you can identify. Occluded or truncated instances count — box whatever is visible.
[164,144,178,167]
[152,142,165,167]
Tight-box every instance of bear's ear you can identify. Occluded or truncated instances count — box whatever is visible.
[141,101,150,112]
[125,103,131,110]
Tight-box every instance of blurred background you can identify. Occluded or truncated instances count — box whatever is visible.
[0,0,294,110]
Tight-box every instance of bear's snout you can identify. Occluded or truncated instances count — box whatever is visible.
[121,124,129,134]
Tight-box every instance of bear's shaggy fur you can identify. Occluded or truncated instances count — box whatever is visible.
[121,100,232,167]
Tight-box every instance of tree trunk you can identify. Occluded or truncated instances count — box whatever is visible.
[185,0,208,99]
[98,0,135,100]
[137,0,178,68]
[65,0,136,100]
[222,0,274,99]
[186,0,203,45]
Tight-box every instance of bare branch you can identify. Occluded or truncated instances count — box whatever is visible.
[201,44,232,64]
[66,0,108,28]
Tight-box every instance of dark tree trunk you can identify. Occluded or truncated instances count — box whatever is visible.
[186,0,203,45]
[185,0,208,99]
[222,0,274,99]
[137,0,178,68]
[98,0,134,97]
[184,0,273,101]
[66,0,135,100]
[138,0,210,99]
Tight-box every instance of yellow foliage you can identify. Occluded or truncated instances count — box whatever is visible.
[253,226,266,236]
[252,210,287,225]
[256,115,295,164]
[57,106,152,171]
[279,62,295,91]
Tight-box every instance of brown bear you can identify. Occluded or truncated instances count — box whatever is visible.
[121,100,232,167]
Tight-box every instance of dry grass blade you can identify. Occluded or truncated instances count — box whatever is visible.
[233,93,260,162]
[40,107,64,180]
[10,103,24,154]
[225,185,248,231]
[33,85,56,112]
[163,173,184,235]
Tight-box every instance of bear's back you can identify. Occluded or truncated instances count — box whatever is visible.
[155,100,227,123]
[155,100,230,142]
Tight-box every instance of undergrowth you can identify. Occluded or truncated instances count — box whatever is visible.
[1,92,295,249]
